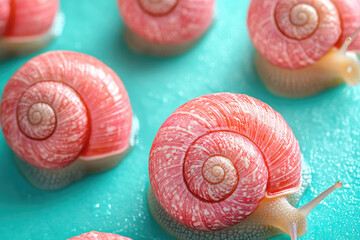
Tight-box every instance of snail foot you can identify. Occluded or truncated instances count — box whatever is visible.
[124,27,205,57]
[255,53,343,98]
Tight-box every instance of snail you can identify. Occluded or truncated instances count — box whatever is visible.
[247,0,360,98]
[117,0,214,56]
[69,231,132,240]
[148,93,342,239]
[0,0,63,59]
[0,51,137,190]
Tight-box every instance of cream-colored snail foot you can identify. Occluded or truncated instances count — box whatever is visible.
[124,27,204,57]
[255,53,343,98]
[0,13,64,60]
[15,116,139,190]
[148,161,311,240]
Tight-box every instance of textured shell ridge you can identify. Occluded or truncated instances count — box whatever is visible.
[149,93,301,231]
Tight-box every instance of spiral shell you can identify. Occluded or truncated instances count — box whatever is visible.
[117,0,214,44]
[69,231,132,240]
[0,51,132,170]
[149,93,301,231]
[248,0,344,69]
[0,0,58,38]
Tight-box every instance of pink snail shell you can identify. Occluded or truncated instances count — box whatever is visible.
[148,93,342,239]
[248,0,360,69]
[247,0,360,97]
[149,93,301,231]
[117,0,214,56]
[68,231,132,240]
[0,0,61,58]
[0,51,134,189]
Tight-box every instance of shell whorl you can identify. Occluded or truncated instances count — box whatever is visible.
[14,81,89,169]
[1,0,58,38]
[118,0,214,44]
[248,0,342,69]
[184,132,268,204]
[275,2,319,40]
[149,93,301,231]
[1,51,132,170]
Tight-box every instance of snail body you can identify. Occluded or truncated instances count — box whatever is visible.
[0,0,62,59]
[247,0,360,98]
[148,93,342,239]
[117,0,214,56]
[0,51,135,190]
[69,231,132,240]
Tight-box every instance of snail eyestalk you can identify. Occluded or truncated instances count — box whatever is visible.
[248,181,342,239]
[339,26,360,54]
[289,224,297,240]
[299,181,343,215]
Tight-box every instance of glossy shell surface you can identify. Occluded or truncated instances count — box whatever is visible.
[0,51,132,169]
[149,93,301,231]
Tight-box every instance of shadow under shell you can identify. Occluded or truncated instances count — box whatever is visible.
[0,12,65,60]
[14,116,139,190]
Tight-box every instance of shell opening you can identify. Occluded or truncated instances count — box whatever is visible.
[138,0,178,16]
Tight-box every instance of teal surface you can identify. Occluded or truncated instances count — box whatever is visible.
[0,1,359,239]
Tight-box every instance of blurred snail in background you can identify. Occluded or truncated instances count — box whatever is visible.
[69,231,132,240]
[0,51,137,190]
[117,0,214,56]
[247,0,360,98]
[0,0,63,59]
[148,93,342,239]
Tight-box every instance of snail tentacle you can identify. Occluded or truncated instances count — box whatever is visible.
[148,160,312,240]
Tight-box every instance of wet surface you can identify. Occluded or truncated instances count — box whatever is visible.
[0,0,359,239]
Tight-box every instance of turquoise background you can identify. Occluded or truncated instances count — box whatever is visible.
[0,0,359,239]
